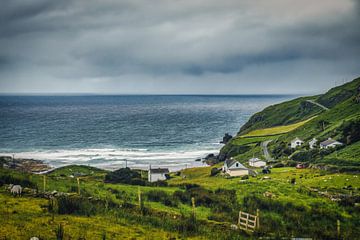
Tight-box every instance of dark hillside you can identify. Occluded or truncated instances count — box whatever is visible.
[316,77,360,108]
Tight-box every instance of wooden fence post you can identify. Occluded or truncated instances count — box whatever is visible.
[43,175,46,192]
[337,219,341,238]
[256,209,260,229]
[238,211,241,225]
[191,197,196,218]
[77,178,80,195]
[138,187,143,211]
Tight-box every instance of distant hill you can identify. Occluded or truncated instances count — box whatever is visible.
[221,77,360,171]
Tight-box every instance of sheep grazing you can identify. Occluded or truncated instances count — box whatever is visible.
[9,184,22,196]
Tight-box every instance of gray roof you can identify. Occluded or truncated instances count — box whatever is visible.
[291,137,303,143]
[149,168,169,174]
[320,139,343,146]
[225,159,247,169]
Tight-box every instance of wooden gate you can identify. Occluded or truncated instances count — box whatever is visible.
[237,209,259,232]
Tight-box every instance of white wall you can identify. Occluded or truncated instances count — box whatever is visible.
[148,173,167,182]
[227,169,249,177]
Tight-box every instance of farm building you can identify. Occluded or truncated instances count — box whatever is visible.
[148,167,169,182]
[290,137,304,148]
[223,159,249,177]
[248,157,266,167]
[309,138,318,149]
[320,138,344,149]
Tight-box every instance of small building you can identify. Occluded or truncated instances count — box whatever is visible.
[248,157,266,168]
[148,167,169,182]
[320,138,344,149]
[290,137,304,148]
[223,159,249,177]
[309,138,318,149]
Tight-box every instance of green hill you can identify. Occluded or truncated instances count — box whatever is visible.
[221,77,360,170]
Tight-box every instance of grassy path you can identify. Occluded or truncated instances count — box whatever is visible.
[261,140,273,161]
[306,99,329,111]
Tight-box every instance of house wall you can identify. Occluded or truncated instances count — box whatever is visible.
[227,169,248,177]
[250,161,266,167]
[291,141,303,148]
[148,173,166,182]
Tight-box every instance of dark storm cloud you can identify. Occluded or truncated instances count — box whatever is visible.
[0,0,359,94]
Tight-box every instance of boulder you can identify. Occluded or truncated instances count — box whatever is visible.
[220,133,233,144]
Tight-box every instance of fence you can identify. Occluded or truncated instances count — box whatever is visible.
[237,209,259,232]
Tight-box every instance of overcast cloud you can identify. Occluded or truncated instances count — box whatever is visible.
[0,0,359,94]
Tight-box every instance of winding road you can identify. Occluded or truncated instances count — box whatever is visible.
[261,140,273,161]
[305,100,329,111]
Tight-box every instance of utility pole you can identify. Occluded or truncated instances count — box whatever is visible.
[77,177,80,195]
[43,175,46,192]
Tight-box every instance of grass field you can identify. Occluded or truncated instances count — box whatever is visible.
[240,116,317,138]
[1,164,360,239]
[0,192,190,240]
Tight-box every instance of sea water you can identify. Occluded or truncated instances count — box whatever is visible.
[0,95,292,170]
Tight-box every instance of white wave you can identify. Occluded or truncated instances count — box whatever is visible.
[0,147,218,171]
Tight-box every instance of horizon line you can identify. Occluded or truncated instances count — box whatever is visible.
[0,92,311,97]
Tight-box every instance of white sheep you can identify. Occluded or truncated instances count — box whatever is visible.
[9,184,22,196]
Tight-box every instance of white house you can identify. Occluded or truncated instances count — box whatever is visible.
[248,157,266,168]
[223,159,249,177]
[290,137,304,148]
[320,138,344,149]
[309,138,318,149]
[148,167,169,182]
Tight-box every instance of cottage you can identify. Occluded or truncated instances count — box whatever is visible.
[223,159,249,177]
[148,167,169,182]
[248,157,266,168]
[320,138,344,149]
[309,138,318,149]
[290,137,304,148]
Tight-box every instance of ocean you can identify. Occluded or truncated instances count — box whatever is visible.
[0,95,292,170]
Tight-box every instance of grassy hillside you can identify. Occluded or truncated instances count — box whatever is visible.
[316,77,360,108]
[1,164,359,239]
[241,116,316,138]
[238,96,322,135]
[222,76,360,170]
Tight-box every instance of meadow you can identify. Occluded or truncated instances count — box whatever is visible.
[1,163,359,239]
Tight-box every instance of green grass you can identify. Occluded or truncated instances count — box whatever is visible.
[1,163,360,239]
[240,116,317,137]
[0,192,188,240]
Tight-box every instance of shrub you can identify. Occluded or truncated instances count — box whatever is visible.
[340,118,360,144]
[0,174,37,188]
[56,195,100,216]
[272,163,284,168]
[210,168,221,176]
[241,175,249,180]
[146,190,178,207]
[104,168,145,185]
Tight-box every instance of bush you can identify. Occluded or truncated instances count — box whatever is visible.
[104,168,145,185]
[0,174,37,188]
[210,168,221,176]
[146,190,177,207]
[241,175,249,180]
[340,118,360,144]
[56,195,102,216]
[272,163,284,168]
[291,149,319,162]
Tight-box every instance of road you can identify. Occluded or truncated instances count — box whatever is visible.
[261,140,273,161]
[306,100,329,111]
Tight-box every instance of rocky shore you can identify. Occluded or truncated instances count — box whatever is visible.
[0,156,51,173]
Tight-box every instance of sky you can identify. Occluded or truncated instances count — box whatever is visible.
[0,0,359,94]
